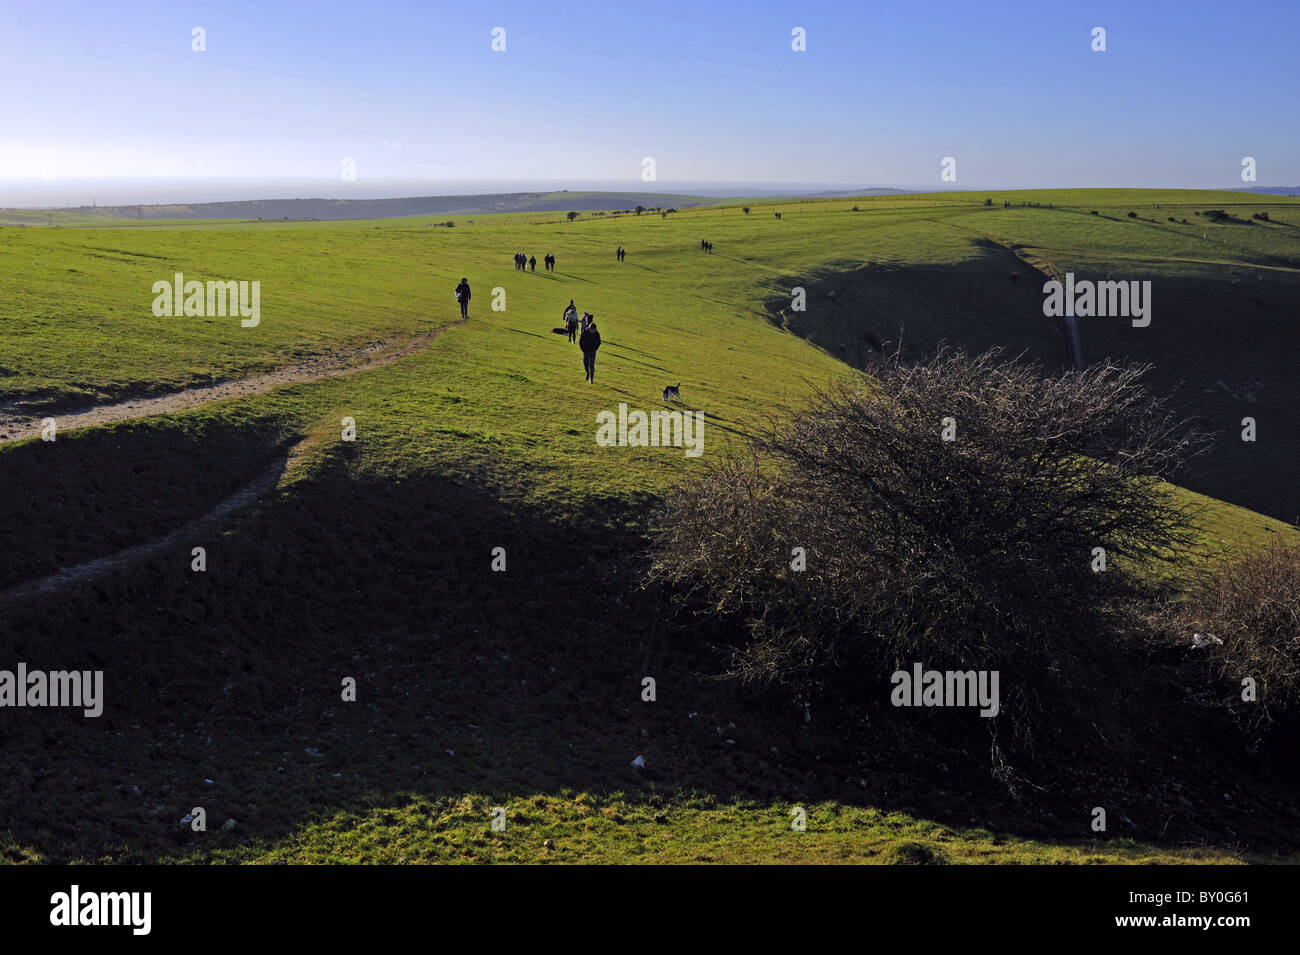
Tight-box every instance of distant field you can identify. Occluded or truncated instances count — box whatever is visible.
[0,190,720,226]
[1,188,1296,864]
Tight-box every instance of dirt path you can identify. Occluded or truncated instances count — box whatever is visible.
[0,318,467,442]
[0,319,469,601]
[0,454,290,605]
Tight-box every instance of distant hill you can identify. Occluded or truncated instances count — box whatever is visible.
[13,191,718,222]
[1234,186,1300,196]
[801,187,907,198]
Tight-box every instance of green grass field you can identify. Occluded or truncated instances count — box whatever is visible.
[2,188,1297,864]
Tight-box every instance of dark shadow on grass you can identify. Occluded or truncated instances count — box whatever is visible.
[761,245,1300,523]
[603,352,670,374]
[547,270,599,285]
[707,253,769,271]
[503,327,551,341]
[603,342,664,361]
[0,413,298,592]
[760,242,1061,375]
[3,452,1298,862]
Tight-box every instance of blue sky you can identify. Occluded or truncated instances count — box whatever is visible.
[1,0,1297,188]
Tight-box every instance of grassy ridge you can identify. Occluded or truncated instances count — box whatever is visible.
[1,189,1297,863]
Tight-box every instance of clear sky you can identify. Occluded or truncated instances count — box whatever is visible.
[2,0,1297,188]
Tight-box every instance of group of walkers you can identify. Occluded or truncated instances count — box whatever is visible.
[699,239,713,253]
[459,248,613,382]
[615,246,626,261]
[514,252,556,271]
[562,299,602,382]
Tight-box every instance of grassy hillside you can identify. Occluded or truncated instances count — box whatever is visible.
[760,190,1300,523]
[1,189,1297,864]
[6,186,1297,518]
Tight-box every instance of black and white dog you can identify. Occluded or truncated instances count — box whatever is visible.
[661,382,681,402]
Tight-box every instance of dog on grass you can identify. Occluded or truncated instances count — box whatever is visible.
[661,382,681,402]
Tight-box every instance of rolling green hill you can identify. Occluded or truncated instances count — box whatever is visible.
[1,189,1297,864]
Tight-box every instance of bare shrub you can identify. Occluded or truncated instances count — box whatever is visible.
[1178,539,1300,739]
[650,348,1207,740]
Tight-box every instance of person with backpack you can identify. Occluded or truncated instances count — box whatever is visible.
[578,313,601,383]
[563,300,578,342]
[454,277,471,318]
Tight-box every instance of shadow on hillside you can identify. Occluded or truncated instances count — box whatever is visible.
[603,347,671,375]
[547,270,599,285]
[603,343,663,361]
[0,413,297,592]
[1079,272,1300,524]
[765,240,1066,372]
[3,453,1298,863]
[502,326,551,341]
[764,242,1300,524]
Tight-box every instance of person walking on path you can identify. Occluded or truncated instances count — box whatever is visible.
[529,255,536,272]
[578,313,601,383]
[564,300,578,342]
[454,277,471,318]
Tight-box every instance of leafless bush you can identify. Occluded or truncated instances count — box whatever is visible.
[1177,539,1300,740]
[651,348,1208,739]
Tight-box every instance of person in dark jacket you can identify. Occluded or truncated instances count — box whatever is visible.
[454,277,471,318]
[563,300,578,342]
[528,255,536,272]
[578,314,601,383]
